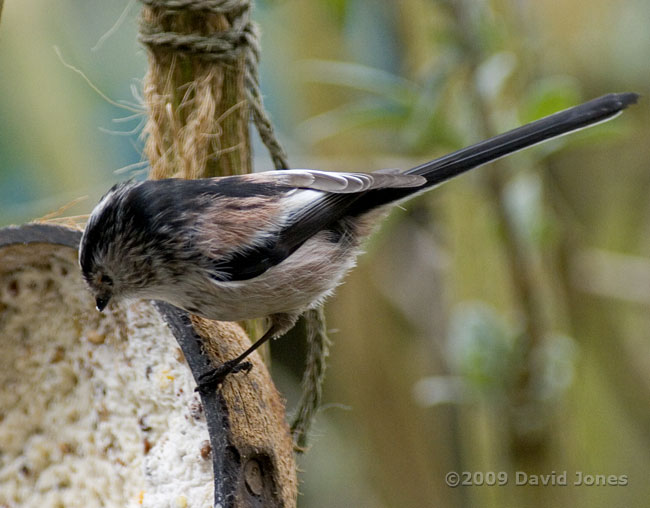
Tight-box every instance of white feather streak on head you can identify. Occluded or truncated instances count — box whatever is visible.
[81,187,116,265]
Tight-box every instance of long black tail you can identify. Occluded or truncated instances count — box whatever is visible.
[407,92,639,186]
[349,92,638,215]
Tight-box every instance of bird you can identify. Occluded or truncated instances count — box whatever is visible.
[79,92,638,391]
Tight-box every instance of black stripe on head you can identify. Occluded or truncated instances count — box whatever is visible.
[144,176,292,200]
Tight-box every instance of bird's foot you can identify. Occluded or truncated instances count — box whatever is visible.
[195,359,253,394]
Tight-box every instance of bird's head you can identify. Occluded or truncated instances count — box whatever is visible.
[79,181,152,312]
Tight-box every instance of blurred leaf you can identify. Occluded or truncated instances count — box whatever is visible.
[401,50,462,152]
[476,51,517,102]
[300,57,468,152]
[503,171,555,248]
[298,97,409,144]
[446,301,514,395]
[300,59,419,108]
[298,60,422,146]
[412,375,465,407]
[320,0,348,24]
[520,75,582,124]
[533,333,578,401]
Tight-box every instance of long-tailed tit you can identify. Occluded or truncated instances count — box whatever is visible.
[79,93,638,390]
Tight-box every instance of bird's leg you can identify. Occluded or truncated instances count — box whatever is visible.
[196,331,271,392]
[196,313,297,393]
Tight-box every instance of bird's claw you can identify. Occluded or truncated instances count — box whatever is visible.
[195,360,253,394]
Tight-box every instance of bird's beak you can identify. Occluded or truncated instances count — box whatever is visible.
[95,295,111,312]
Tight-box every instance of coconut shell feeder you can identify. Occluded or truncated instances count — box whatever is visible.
[0,223,297,507]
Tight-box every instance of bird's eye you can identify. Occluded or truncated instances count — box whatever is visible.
[100,274,113,286]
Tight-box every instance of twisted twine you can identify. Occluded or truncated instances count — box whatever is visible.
[139,0,288,169]
[290,307,330,451]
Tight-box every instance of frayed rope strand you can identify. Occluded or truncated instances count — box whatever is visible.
[290,307,330,451]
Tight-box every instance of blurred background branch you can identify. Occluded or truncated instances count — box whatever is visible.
[445,0,551,464]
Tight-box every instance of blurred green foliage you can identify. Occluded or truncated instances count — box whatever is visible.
[446,301,515,396]
[1,1,649,507]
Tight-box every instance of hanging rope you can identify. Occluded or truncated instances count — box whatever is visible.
[139,0,289,169]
